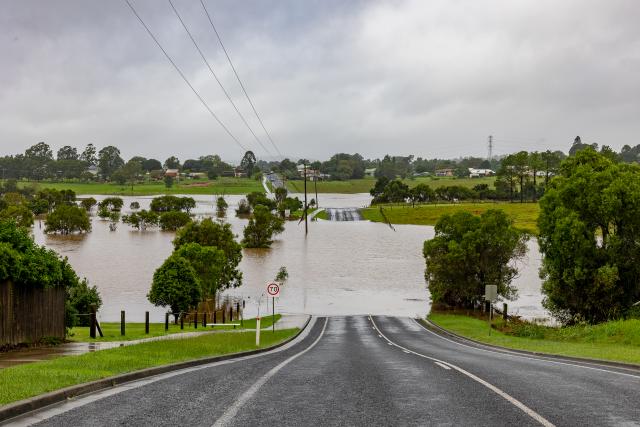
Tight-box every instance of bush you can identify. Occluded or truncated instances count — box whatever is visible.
[80,197,97,212]
[242,205,285,248]
[130,201,140,210]
[0,205,34,228]
[159,211,191,231]
[148,255,201,321]
[236,199,251,216]
[150,196,195,213]
[98,197,123,212]
[122,210,159,230]
[45,205,91,234]
[67,279,102,327]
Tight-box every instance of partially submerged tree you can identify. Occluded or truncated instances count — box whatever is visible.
[122,210,159,230]
[159,211,191,231]
[242,205,285,248]
[423,210,528,308]
[45,205,91,234]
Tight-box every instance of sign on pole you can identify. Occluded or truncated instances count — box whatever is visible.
[484,285,498,302]
[266,282,280,298]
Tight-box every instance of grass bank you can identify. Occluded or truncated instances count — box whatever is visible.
[0,327,297,405]
[16,178,263,196]
[285,176,496,194]
[428,312,640,365]
[361,202,540,234]
[69,315,281,342]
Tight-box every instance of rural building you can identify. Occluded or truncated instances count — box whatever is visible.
[164,169,180,178]
[468,168,495,177]
[364,168,377,177]
[1,281,65,347]
[435,168,455,177]
[234,167,247,178]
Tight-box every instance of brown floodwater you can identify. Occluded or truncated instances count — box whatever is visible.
[31,194,547,322]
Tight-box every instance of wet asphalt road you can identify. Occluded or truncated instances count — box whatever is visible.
[8,316,640,426]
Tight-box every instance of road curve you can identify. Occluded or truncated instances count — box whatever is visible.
[7,316,640,426]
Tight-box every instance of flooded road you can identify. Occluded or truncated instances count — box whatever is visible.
[32,194,547,322]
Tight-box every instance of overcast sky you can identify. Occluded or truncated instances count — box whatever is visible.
[1,0,639,163]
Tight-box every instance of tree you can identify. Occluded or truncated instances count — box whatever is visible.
[275,266,288,283]
[98,146,124,178]
[274,187,288,205]
[173,218,243,290]
[142,158,162,172]
[57,146,79,161]
[115,159,143,191]
[173,243,226,299]
[45,205,91,234]
[98,197,124,212]
[240,151,257,177]
[370,177,390,198]
[0,205,34,228]
[164,176,174,189]
[538,148,640,324]
[423,210,528,308]
[159,211,191,231]
[24,142,53,180]
[67,279,102,326]
[164,156,181,170]
[150,196,195,213]
[528,151,544,201]
[408,184,435,207]
[216,197,228,217]
[80,144,97,166]
[122,210,159,230]
[148,255,201,322]
[242,205,285,248]
[246,191,276,210]
[80,197,98,212]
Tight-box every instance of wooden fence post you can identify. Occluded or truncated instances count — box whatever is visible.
[90,304,97,339]
[503,303,508,321]
[194,312,198,329]
[203,312,207,327]
[120,310,125,336]
[180,314,184,330]
[165,312,169,331]
[145,311,149,334]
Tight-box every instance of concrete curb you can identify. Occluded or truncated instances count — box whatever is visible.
[418,317,640,372]
[0,316,311,423]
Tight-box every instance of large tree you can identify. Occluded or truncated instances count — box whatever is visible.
[173,242,225,299]
[44,205,91,235]
[57,146,79,161]
[423,210,528,308]
[538,148,640,324]
[173,218,243,289]
[240,151,257,177]
[148,255,201,321]
[80,143,97,166]
[98,146,124,178]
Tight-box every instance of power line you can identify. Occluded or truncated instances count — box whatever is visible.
[200,0,283,158]
[124,0,248,152]
[168,0,272,157]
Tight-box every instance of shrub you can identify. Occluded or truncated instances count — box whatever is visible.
[159,211,191,231]
[45,205,91,234]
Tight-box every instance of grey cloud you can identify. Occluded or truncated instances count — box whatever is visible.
[0,0,639,162]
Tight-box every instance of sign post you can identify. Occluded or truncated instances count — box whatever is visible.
[266,282,281,333]
[484,285,498,335]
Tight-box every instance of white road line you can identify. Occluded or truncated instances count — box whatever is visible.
[414,319,640,380]
[212,318,329,427]
[5,318,319,427]
[434,362,451,370]
[369,316,555,427]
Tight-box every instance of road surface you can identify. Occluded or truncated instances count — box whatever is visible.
[8,316,640,426]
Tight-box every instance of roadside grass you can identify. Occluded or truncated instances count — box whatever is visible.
[15,178,263,196]
[285,176,496,194]
[428,313,640,365]
[0,328,298,405]
[361,202,539,234]
[69,315,282,342]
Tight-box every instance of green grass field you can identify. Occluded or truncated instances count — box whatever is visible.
[285,176,496,194]
[15,178,263,196]
[428,313,640,365]
[0,327,298,405]
[68,315,281,342]
[361,202,540,234]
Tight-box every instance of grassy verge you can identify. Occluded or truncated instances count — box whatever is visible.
[361,202,539,234]
[15,178,263,196]
[284,176,495,194]
[0,327,298,405]
[428,312,640,365]
[69,315,282,342]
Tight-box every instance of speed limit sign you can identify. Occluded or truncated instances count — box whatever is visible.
[266,282,280,298]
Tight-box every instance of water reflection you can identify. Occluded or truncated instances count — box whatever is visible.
[31,194,547,322]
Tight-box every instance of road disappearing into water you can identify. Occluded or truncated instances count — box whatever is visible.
[12,316,640,426]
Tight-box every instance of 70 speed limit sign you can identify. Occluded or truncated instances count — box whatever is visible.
[266,282,280,298]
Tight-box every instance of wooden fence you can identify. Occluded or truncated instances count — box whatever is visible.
[0,281,66,347]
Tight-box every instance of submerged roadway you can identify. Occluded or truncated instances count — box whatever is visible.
[7,316,640,426]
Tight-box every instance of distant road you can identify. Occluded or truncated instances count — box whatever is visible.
[13,316,640,426]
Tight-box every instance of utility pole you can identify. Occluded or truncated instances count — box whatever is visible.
[314,175,318,208]
[488,135,493,162]
[303,162,308,235]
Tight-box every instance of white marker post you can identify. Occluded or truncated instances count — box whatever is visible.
[256,317,260,346]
